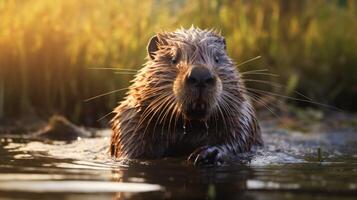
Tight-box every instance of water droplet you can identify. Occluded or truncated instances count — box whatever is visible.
[204,121,209,135]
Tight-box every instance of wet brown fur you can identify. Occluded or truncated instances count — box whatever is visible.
[110,27,262,160]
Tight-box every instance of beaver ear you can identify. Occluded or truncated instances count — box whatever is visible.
[147,35,160,60]
[147,34,168,60]
[222,38,227,50]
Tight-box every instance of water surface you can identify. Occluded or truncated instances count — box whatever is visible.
[0,125,356,199]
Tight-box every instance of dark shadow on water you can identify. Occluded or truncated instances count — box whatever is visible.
[110,158,255,199]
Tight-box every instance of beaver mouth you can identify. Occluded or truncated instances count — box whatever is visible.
[184,101,210,120]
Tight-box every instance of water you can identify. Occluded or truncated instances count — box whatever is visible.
[0,125,356,199]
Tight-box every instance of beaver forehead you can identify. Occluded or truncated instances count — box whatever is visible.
[163,28,225,49]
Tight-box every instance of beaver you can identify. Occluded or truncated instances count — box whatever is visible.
[111,27,262,165]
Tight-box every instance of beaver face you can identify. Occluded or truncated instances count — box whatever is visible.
[146,28,235,121]
[179,64,219,120]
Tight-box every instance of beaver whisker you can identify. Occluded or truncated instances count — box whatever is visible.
[215,100,229,135]
[243,87,320,123]
[220,92,242,123]
[218,99,233,128]
[149,95,175,136]
[114,72,137,75]
[136,93,173,136]
[158,97,177,125]
[292,90,315,101]
[154,95,175,130]
[138,87,173,100]
[241,70,316,103]
[244,91,280,119]
[240,69,269,74]
[84,87,129,102]
[140,89,173,101]
[88,67,138,72]
[245,87,340,110]
[135,93,172,127]
[243,90,311,132]
[241,72,279,77]
[148,94,174,117]
[173,104,183,138]
[159,97,178,140]
[243,89,285,107]
[221,93,243,112]
[242,79,283,89]
[235,56,262,67]
[159,99,177,132]
[96,111,114,122]
[166,101,180,139]
[140,85,172,92]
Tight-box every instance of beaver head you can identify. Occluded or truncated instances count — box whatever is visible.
[145,27,241,122]
[111,28,261,160]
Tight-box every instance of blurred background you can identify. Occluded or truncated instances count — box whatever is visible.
[0,0,356,127]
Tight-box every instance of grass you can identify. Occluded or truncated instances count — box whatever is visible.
[0,0,356,125]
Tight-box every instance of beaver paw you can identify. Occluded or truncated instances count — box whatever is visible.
[187,146,224,166]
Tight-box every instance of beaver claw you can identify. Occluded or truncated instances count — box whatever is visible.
[187,146,224,166]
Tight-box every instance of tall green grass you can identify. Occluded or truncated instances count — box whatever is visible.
[1,0,356,125]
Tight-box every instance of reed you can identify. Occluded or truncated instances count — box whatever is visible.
[0,0,356,125]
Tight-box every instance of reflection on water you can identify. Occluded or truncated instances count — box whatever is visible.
[0,181,162,193]
[0,127,356,199]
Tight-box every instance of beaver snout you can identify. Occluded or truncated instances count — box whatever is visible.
[185,66,216,89]
[181,66,217,120]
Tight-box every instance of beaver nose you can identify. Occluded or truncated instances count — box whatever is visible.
[186,66,215,88]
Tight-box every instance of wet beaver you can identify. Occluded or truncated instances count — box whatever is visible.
[111,27,262,165]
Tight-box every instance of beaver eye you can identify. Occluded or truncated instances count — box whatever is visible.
[171,54,180,65]
[214,55,220,64]
[171,56,178,64]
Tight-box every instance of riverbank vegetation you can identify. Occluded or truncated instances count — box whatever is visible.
[1,0,356,125]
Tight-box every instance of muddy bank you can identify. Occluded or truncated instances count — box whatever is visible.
[0,115,96,141]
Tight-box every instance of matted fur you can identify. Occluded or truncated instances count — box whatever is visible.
[110,27,262,160]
